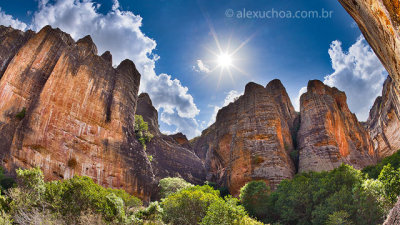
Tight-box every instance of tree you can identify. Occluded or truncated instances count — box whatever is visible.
[326,211,353,225]
[378,164,400,204]
[201,196,247,225]
[134,115,154,149]
[158,177,193,198]
[161,185,220,225]
[239,180,270,221]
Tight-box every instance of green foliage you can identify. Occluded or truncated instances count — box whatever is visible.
[201,196,247,225]
[378,164,400,204]
[204,181,230,198]
[161,185,220,225]
[0,168,15,193]
[237,216,264,225]
[135,115,154,149]
[15,107,26,120]
[147,155,153,162]
[239,180,270,220]
[158,177,193,198]
[135,201,164,224]
[326,211,353,225]
[363,150,400,179]
[265,164,385,225]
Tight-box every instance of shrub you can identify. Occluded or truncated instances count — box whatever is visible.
[134,115,154,149]
[161,185,220,225]
[363,150,400,179]
[15,107,26,120]
[378,164,400,204]
[158,177,193,198]
[239,180,270,220]
[135,201,164,224]
[201,196,247,225]
[326,211,353,225]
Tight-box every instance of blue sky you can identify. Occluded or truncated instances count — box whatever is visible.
[0,0,388,138]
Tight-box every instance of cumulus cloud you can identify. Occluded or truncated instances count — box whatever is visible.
[323,36,387,121]
[0,8,28,30]
[29,0,199,137]
[160,111,201,137]
[207,90,242,126]
[193,59,211,73]
[293,86,307,111]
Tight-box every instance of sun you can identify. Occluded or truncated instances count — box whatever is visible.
[217,53,233,68]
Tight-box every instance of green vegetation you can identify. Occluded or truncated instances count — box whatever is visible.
[15,107,26,120]
[239,180,270,221]
[134,115,154,150]
[158,177,193,198]
[363,150,400,179]
[2,152,400,224]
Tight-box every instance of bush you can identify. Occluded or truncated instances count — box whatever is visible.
[378,164,400,204]
[239,180,270,220]
[326,211,353,225]
[135,201,164,224]
[134,115,154,149]
[161,185,220,225]
[15,107,26,120]
[158,177,193,198]
[265,164,384,225]
[363,150,400,179]
[201,196,247,225]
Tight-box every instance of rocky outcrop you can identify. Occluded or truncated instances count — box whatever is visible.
[0,26,34,79]
[193,79,296,196]
[298,80,376,172]
[384,198,400,225]
[338,0,400,84]
[0,26,154,201]
[367,76,400,158]
[136,93,206,188]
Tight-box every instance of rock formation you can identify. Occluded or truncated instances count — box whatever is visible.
[384,198,400,225]
[298,80,376,172]
[367,76,400,159]
[338,0,400,83]
[193,79,297,196]
[136,93,206,189]
[0,26,154,201]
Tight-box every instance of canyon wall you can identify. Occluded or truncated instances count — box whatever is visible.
[298,80,376,172]
[136,93,206,190]
[193,80,297,196]
[0,25,154,200]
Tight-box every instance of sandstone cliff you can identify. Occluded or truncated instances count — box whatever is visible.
[298,80,376,172]
[0,26,154,200]
[193,79,297,196]
[384,198,400,225]
[136,93,206,189]
[367,76,400,159]
[338,0,400,83]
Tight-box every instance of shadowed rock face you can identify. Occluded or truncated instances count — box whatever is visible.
[384,198,400,225]
[367,76,400,159]
[338,0,400,83]
[135,93,206,191]
[0,26,154,201]
[298,80,376,172]
[193,79,297,196]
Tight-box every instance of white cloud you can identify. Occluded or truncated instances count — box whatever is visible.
[29,0,199,136]
[0,8,28,30]
[323,36,387,121]
[293,86,307,112]
[207,90,242,126]
[160,110,201,138]
[193,59,211,73]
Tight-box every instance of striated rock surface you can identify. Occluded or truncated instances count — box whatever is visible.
[0,26,34,79]
[0,26,154,201]
[338,0,400,83]
[367,76,400,158]
[136,93,206,190]
[298,80,376,172]
[384,198,400,225]
[193,79,296,196]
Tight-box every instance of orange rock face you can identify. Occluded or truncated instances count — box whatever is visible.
[367,76,400,158]
[338,0,400,83]
[193,80,297,196]
[0,26,154,201]
[298,80,376,172]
